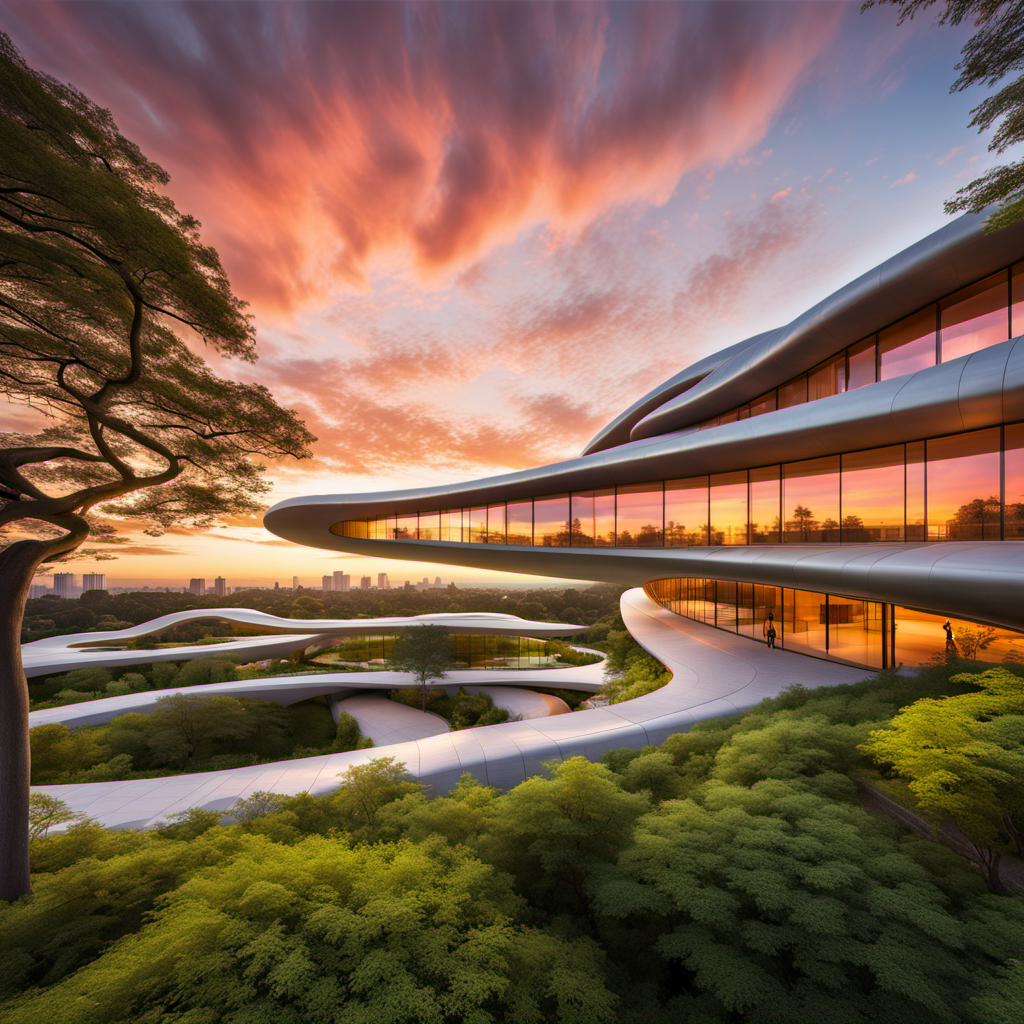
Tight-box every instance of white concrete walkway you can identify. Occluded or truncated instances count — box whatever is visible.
[35,589,869,830]
[332,693,451,745]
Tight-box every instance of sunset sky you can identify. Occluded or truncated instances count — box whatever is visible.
[0,0,1006,588]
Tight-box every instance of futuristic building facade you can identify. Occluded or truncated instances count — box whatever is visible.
[266,212,1024,671]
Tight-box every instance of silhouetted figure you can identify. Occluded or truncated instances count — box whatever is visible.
[764,612,777,649]
[943,620,958,656]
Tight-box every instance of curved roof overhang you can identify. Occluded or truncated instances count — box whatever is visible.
[580,210,1024,453]
[265,333,1024,530]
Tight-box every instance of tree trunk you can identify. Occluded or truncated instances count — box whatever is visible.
[0,541,48,900]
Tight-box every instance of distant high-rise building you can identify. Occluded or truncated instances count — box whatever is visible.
[321,575,333,592]
[82,573,105,592]
[292,575,299,589]
[377,572,389,590]
[189,578,206,596]
[213,576,227,597]
[434,576,442,588]
[28,584,48,599]
[52,572,75,599]
[333,570,351,592]
[360,576,371,589]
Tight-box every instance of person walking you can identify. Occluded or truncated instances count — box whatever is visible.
[764,612,777,649]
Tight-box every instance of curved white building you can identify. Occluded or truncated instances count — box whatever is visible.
[266,212,1024,670]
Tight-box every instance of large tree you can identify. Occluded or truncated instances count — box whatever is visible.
[388,624,455,711]
[864,0,1024,229]
[0,35,314,899]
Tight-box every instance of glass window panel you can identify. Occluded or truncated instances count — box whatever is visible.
[719,409,739,425]
[737,582,756,636]
[666,476,709,546]
[395,514,418,540]
[1012,262,1024,338]
[616,484,664,546]
[890,606,1024,667]
[906,441,925,541]
[829,598,884,668]
[750,391,777,417]
[778,375,808,409]
[846,337,876,390]
[486,504,506,544]
[571,490,615,547]
[710,471,748,545]
[737,404,751,420]
[381,517,397,540]
[841,446,905,542]
[749,465,781,544]
[1007,423,1024,539]
[715,580,738,632]
[416,512,440,542]
[754,585,782,644]
[440,510,462,543]
[783,456,840,542]
[879,308,936,380]
[785,588,827,657]
[940,271,1009,362]
[506,503,532,546]
[808,358,843,402]
[467,507,487,544]
[926,428,1001,540]
[534,495,571,547]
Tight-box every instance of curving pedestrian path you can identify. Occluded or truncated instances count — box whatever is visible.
[34,589,869,830]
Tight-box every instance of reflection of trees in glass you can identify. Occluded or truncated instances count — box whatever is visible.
[840,513,872,542]
[787,505,818,541]
[750,516,782,543]
[951,495,1002,540]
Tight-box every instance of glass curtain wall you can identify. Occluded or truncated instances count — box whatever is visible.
[336,423,1024,547]
[645,579,1020,670]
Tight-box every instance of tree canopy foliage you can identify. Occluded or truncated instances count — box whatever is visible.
[865,666,1024,891]
[7,661,1024,1021]
[864,0,1024,229]
[0,33,315,899]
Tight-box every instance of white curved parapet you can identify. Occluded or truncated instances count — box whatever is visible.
[34,589,867,830]
[22,608,586,678]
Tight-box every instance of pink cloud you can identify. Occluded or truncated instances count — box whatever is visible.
[3,0,845,316]
[891,171,917,187]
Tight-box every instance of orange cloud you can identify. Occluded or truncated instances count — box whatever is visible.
[5,1,845,316]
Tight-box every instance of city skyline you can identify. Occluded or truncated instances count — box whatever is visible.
[0,0,1002,584]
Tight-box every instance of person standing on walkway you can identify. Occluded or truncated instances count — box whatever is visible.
[943,620,958,656]
[764,612,777,649]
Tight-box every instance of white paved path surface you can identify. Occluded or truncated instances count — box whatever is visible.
[332,693,451,744]
[35,590,869,829]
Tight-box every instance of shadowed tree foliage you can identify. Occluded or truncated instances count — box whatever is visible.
[0,34,314,899]
[864,1,1024,229]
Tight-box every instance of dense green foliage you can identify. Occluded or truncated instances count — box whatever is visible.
[865,666,1024,891]
[8,662,1024,1021]
[600,628,671,704]
[390,687,512,729]
[30,695,339,783]
[21,584,627,645]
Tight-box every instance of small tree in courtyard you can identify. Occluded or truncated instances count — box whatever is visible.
[389,625,455,711]
[0,35,314,899]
